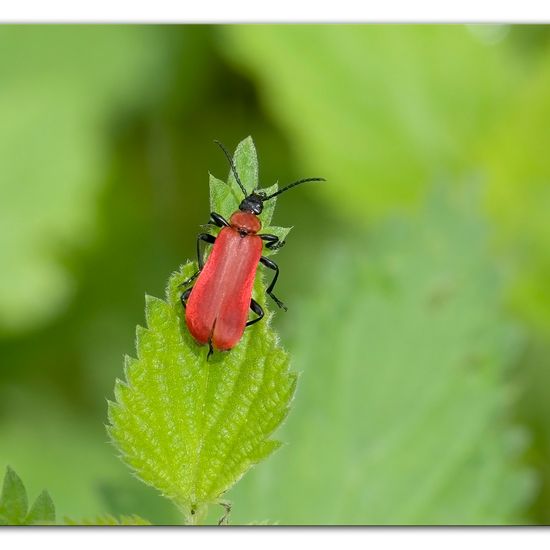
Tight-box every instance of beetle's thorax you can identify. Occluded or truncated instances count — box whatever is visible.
[230,211,261,236]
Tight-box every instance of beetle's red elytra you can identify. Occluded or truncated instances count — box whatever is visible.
[185,212,263,351]
[181,140,324,358]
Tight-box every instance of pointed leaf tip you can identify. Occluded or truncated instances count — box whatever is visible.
[25,490,55,525]
[0,466,28,524]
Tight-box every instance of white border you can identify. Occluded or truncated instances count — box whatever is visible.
[2,528,550,550]
[0,0,549,23]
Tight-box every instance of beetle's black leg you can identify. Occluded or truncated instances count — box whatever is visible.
[210,212,230,228]
[180,287,192,309]
[246,298,264,327]
[196,233,216,269]
[180,270,200,288]
[180,232,217,287]
[259,233,286,251]
[260,256,287,311]
[200,212,230,231]
[184,214,227,286]
[207,340,214,361]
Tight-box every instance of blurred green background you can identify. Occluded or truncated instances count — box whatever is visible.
[1,24,550,525]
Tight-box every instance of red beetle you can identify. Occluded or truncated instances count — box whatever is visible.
[181,141,324,357]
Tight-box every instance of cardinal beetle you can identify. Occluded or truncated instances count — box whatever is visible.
[181,141,324,357]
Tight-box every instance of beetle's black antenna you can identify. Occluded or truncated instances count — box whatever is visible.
[263,177,325,201]
[214,140,248,198]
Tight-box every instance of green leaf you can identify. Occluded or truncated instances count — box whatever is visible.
[209,137,259,218]
[0,466,56,525]
[230,186,534,524]
[257,183,279,229]
[25,490,56,525]
[64,514,151,526]
[209,173,240,221]
[208,137,288,251]
[264,226,292,248]
[108,145,297,523]
[0,466,28,525]
[227,136,259,196]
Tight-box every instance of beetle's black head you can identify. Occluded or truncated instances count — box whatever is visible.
[239,192,266,215]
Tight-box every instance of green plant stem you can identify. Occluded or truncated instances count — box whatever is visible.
[184,503,209,525]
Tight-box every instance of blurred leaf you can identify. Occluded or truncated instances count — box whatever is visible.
[230,186,534,524]
[0,466,28,524]
[0,393,130,521]
[0,26,172,334]
[516,338,550,523]
[64,513,151,526]
[222,25,517,219]
[25,490,56,525]
[0,396,177,523]
[481,47,550,332]
[0,466,55,525]
[108,260,296,524]
[96,477,180,525]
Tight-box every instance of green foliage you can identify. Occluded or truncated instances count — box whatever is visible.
[0,393,145,521]
[230,188,534,524]
[25,491,56,526]
[0,466,28,525]
[108,138,296,524]
[209,136,291,254]
[0,393,179,522]
[482,47,550,332]
[0,26,172,334]
[223,26,518,219]
[0,466,55,525]
[64,514,151,525]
